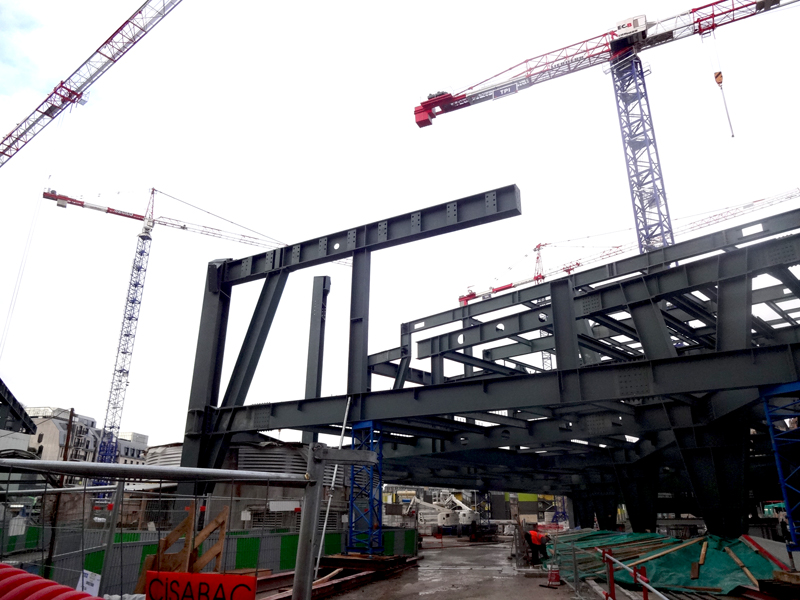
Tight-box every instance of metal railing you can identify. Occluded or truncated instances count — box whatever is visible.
[597,548,669,600]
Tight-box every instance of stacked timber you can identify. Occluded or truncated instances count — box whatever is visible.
[549,530,682,581]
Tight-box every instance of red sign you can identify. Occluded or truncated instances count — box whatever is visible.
[145,571,256,600]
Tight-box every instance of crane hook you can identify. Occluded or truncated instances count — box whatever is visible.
[715,71,734,138]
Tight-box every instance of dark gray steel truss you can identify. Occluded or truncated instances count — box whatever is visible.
[182,182,800,536]
[0,376,36,434]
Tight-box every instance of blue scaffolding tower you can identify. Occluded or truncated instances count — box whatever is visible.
[347,421,383,554]
[761,382,800,566]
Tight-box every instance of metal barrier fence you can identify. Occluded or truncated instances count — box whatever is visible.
[0,449,411,598]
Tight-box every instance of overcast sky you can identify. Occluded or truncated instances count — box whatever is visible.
[0,0,798,447]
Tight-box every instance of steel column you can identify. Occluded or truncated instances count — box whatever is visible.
[202,269,289,477]
[615,456,661,533]
[627,299,677,360]
[303,276,331,445]
[673,416,750,537]
[551,280,581,370]
[348,250,371,395]
[180,260,231,473]
[716,275,752,350]
[292,444,326,600]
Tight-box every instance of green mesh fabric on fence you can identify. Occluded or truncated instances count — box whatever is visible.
[235,537,261,570]
[279,534,299,571]
[324,532,341,556]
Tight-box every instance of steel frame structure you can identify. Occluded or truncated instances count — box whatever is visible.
[181,184,800,538]
[179,185,522,493]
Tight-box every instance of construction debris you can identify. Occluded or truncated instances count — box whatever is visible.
[548,530,786,595]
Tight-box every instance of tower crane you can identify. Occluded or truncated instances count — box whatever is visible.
[459,187,800,305]
[0,0,183,170]
[415,0,799,253]
[42,189,285,471]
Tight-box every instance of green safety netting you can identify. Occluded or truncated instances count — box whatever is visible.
[613,535,775,594]
[547,531,778,595]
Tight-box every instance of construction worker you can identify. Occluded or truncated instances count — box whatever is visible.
[525,525,550,565]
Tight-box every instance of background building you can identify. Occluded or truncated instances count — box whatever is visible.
[25,407,148,471]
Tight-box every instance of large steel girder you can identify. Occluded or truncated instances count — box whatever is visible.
[222,343,800,434]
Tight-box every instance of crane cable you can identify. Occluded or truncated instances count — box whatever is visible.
[0,194,43,367]
[154,189,284,246]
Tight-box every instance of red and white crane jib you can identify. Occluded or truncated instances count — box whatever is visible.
[43,190,147,222]
[415,0,797,128]
[0,0,183,169]
[42,190,283,251]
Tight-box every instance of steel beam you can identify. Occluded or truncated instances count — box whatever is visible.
[221,185,521,287]
[220,343,800,435]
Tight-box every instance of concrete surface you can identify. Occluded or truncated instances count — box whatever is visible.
[333,541,577,599]
[748,535,795,568]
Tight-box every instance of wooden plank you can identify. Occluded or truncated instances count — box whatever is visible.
[673,585,723,592]
[774,570,800,584]
[699,541,708,565]
[624,536,706,568]
[690,561,700,580]
[313,568,343,586]
[724,546,759,588]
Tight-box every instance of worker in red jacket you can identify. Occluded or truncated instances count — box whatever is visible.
[525,527,551,565]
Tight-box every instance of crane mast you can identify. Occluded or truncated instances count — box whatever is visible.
[42,187,314,475]
[0,0,183,169]
[415,0,798,252]
[96,189,156,471]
